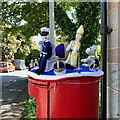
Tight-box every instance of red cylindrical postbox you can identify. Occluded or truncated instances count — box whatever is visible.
[28,70,103,119]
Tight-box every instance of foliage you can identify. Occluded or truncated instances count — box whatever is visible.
[2,2,100,63]
[1,32,33,61]
[25,49,40,66]
[2,2,49,61]
[54,2,77,39]
[23,97,36,120]
[2,34,21,61]
[76,2,100,59]
[55,2,100,60]
[2,2,49,37]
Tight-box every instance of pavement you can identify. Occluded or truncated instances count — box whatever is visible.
[0,86,29,120]
[0,103,25,119]
[0,70,29,119]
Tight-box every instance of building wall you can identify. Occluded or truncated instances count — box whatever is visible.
[107,2,120,118]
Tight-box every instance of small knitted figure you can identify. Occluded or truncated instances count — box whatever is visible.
[65,25,84,69]
[81,45,99,70]
[35,27,52,75]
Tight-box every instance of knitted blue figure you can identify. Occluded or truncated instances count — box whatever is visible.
[35,27,52,75]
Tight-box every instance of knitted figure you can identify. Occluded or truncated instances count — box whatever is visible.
[53,35,66,75]
[81,45,99,70]
[55,35,69,60]
[35,27,52,75]
[55,35,65,58]
[65,25,84,69]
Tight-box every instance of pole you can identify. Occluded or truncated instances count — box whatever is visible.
[49,0,54,42]
[48,1,54,120]
[100,1,107,119]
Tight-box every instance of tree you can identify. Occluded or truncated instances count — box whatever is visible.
[54,2,77,39]
[54,2,100,59]
[2,2,49,61]
[25,49,40,66]
[2,2,100,62]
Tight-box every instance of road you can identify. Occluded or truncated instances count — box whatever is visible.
[0,70,28,105]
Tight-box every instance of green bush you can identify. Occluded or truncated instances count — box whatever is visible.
[25,49,40,66]
[23,97,36,119]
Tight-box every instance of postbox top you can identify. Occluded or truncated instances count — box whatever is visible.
[27,66,104,82]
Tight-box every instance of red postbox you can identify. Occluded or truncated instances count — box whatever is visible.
[28,69,103,119]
